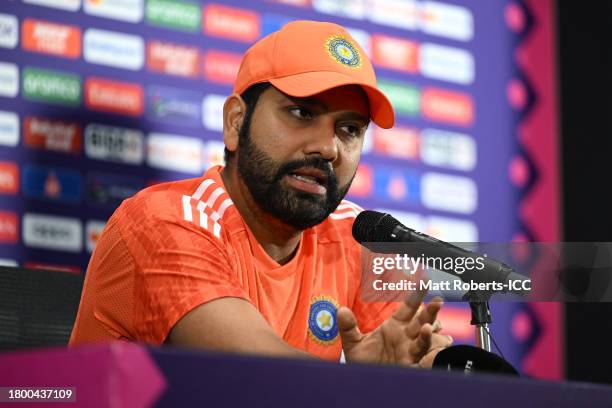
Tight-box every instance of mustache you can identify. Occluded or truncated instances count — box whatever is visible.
[274,157,337,185]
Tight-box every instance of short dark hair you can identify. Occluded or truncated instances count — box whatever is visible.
[224,82,272,164]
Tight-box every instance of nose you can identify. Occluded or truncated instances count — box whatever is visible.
[302,120,339,163]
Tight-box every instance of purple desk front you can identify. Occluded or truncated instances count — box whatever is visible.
[0,343,610,407]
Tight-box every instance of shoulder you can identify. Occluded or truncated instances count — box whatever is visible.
[313,200,363,245]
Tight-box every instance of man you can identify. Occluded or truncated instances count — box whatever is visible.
[70,20,452,367]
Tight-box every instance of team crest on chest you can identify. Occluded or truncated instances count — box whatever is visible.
[325,35,362,69]
[308,295,339,345]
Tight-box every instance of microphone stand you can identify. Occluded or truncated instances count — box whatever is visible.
[464,291,492,352]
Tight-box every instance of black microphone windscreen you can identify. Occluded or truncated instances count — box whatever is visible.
[433,345,519,376]
[352,210,400,243]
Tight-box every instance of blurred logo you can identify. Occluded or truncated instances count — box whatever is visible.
[24,116,82,154]
[84,28,144,71]
[372,34,418,73]
[22,19,81,59]
[0,161,18,195]
[421,87,474,127]
[313,0,366,20]
[0,13,18,49]
[420,128,476,171]
[147,133,204,174]
[23,0,80,11]
[0,62,19,98]
[85,220,106,253]
[85,123,143,164]
[368,0,418,30]
[0,258,18,267]
[347,163,373,198]
[0,211,18,243]
[201,94,225,132]
[373,126,419,160]
[86,172,144,208]
[22,165,82,204]
[84,0,144,23]
[203,4,260,42]
[269,0,310,6]
[146,0,201,32]
[426,216,478,242]
[22,213,82,252]
[22,67,81,106]
[374,167,420,203]
[419,43,474,85]
[326,35,362,68]
[419,1,474,42]
[146,86,202,127]
[378,79,420,116]
[85,77,143,116]
[0,110,19,146]
[202,50,242,84]
[421,172,477,214]
[147,40,199,78]
[24,262,81,274]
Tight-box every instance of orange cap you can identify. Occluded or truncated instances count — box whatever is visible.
[233,20,395,129]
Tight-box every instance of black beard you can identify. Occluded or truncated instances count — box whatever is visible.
[236,126,353,230]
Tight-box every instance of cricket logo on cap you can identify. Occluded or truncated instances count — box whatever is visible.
[325,35,362,69]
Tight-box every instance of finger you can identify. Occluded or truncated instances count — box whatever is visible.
[432,320,443,333]
[337,307,363,349]
[430,332,453,349]
[404,297,443,338]
[408,323,433,360]
[392,287,428,322]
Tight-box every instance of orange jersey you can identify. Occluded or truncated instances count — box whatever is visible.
[70,166,398,360]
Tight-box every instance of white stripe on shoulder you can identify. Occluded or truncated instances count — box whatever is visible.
[192,179,215,200]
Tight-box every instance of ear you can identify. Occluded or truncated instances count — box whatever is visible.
[223,94,246,155]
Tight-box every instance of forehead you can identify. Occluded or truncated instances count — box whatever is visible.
[266,85,370,120]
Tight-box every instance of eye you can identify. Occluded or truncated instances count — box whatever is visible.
[339,123,364,138]
[288,106,314,121]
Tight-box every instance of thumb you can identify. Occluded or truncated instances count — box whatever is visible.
[337,306,363,348]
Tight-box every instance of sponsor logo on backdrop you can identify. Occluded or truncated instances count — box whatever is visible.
[373,126,419,160]
[85,77,143,116]
[0,14,18,49]
[147,40,199,78]
[421,172,477,214]
[24,262,81,274]
[347,163,373,198]
[86,172,144,208]
[420,128,476,171]
[0,258,18,267]
[368,0,418,30]
[22,67,81,106]
[147,133,204,174]
[24,116,81,154]
[23,0,81,11]
[86,220,106,253]
[374,167,420,203]
[419,1,474,42]
[22,165,82,204]
[313,0,367,20]
[419,43,474,85]
[84,28,144,71]
[204,140,225,167]
[271,0,310,6]
[0,62,19,98]
[202,94,225,132]
[22,19,81,59]
[426,216,478,242]
[0,161,19,195]
[203,4,260,42]
[377,79,420,116]
[372,34,418,73]
[0,110,19,146]
[146,0,200,32]
[0,211,18,243]
[421,87,474,127]
[202,51,241,84]
[22,213,82,252]
[84,0,144,23]
[146,86,202,127]
[85,124,143,164]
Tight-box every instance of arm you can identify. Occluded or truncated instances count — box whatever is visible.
[167,297,314,359]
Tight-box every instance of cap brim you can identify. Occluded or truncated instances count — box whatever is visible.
[270,72,395,129]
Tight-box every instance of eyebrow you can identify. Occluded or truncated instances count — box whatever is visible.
[284,95,370,125]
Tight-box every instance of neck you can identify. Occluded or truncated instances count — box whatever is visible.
[221,164,302,265]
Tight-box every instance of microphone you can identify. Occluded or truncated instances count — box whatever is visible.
[352,210,529,296]
[433,345,518,376]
